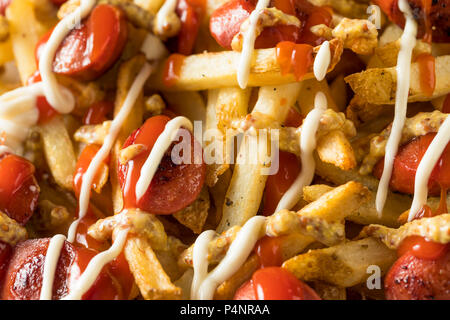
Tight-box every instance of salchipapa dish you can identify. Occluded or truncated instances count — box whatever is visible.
[0,0,448,300]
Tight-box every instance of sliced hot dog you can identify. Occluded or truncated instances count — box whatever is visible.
[35,4,128,81]
[373,133,450,195]
[385,248,450,300]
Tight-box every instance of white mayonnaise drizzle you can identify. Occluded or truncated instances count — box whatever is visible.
[274,92,327,212]
[408,116,450,221]
[154,0,178,36]
[71,62,154,240]
[192,216,266,300]
[313,41,330,81]
[135,116,193,200]
[375,0,417,215]
[0,84,41,154]
[38,0,97,114]
[39,234,67,300]
[237,0,270,89]
[62,228,130,300]
[191,230,215,299]
[274,42,331,213]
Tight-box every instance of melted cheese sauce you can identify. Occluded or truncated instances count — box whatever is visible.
[135,116,193,200]
[192,216,266,300]
[375,0,417,215]
[237,0,270,89]
[409,116,450,221]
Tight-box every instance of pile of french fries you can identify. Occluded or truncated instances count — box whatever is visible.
[0,0,449,300]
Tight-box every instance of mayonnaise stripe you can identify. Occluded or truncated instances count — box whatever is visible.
[62,229,129,300]
[274,92,327,212]
[135,116,193,200]
[70,62,154,242]
[194,216,266,300]
[38,0,96,114]
[191,230,215,299]
[375,0,417,215]
[237,0,270,89]
[313,41,330,81]
[409,116,450,221]
[40,234,67,300]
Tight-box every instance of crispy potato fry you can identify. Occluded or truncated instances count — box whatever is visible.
[147,39,343,91]
[162,91,206,124]
[173,188,210,234]
[367,39,431,69]
[313,282,347,300]
[111,55,146,213]
[124,236,182,300]
[314,158,410,227]
[308,0,369,19]
[6,0,48,84]
[217,83,301,232]
[282,238,397,287]
[359,214,450,249]
[0,211,27,245]
[297,79,338,114]
[316,130,356,170]
[214,254,260,300]
[0,40,14,66]
[345,55,450,104]
[40,115,77,190]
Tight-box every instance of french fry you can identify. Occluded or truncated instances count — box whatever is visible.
[282,238,397,287]
[173,188,210,234]
[6,0,48,84]
[217,83,302,232]
[297,79,339,114]
[214,254,260,300]
[111,55,146,213]
[345,55,450,104]
[147,38,344,91]
[39,115,77,190]
[316,130,356,171]
[162,91,206,124]
[124,236,182,299]
[0,211,27,245]
[313,282,347,300]
[359,214,450,249]
[0,39,14,66]
[307,0,369,19]
[367,39,431,69]
[314,157,410,227]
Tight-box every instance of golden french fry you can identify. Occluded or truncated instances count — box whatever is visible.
[217,83,301,232]
[124,236,182,300]
[282,238,397,287]
[111,55,146,213]
[40,115,77,190]
[173,188,210,234]
[359,214,450,249]
[6,0,48,84]
[147,39,343,91]
[345,55,450,104]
